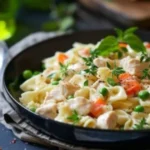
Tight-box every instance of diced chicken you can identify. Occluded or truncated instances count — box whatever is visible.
[68,97,92,115]
[141,80,150,91]
[120,56,149,77]
[93,57,113,68]
[92,80,106,90]
[68,63,87,72]
[78,47,90,57]
[60,82,79,97]
[36,103,57,119]
[96,111,117,129]
[45,82,79,102]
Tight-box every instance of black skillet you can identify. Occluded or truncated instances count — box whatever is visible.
[1,30,150,149]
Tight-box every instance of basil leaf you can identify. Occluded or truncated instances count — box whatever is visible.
[123,34,146,53]
[124,27,138,35]
[115,28,123,41]
[94,36,119,56]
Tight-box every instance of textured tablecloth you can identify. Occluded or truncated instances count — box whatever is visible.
[0,32,99,150]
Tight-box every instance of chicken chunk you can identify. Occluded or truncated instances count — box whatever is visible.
[96,111,117,129]
[36,103,57,119]
[68,97,92,115]
[120,56,149,77]
[45,82,79,102]
[93,57,113,68]
[68,63,87,72]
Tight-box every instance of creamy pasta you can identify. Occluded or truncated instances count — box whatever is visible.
[19,28,150,130]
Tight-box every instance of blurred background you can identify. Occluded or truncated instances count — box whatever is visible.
[1,0,150,46]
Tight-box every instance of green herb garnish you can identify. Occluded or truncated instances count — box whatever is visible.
[142,68,150,79]
[67,110,80,124]
[112,67,125,77]
[84,65,98,75]
[117,51,123,59]
[59,63,69,77]
[106,62,111,69]
[133,118,147,130]
[83,80,88,86]
[93,27,146,57]
[51,81,59,85]
[140,53,150,62]
[47,73,56,79]
[94,36,119,56]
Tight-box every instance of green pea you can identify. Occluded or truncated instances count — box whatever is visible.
[23,70,33,79]
[99,87,108,96]
[33,71,40,76]
[51,81,59,85]
[30,107,36,112]
[134,105,144,112]
[138,90,150,100]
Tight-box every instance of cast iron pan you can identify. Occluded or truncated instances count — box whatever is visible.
[2,30,150,149]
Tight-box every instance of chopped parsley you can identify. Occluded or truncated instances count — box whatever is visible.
[106,62,111,69]
[112,67,125,77]
[83,80,88,86]
[140,53,150,62]
[84,65,98,75]
[67,110,80,124]
[133,118,147,130]
[47,73,56,79]
[142,68,150,79]
[59,63,69,77]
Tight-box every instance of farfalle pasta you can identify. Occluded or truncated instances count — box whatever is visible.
[19,27,150,130]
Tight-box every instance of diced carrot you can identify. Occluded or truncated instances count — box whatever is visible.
[57,53,68,64]
[122,80,141,95]
[119,73,141,95]
[146,43,150,49]
[118,73,132,81]
[90,98,106,117]
[119,42,127,48]
[78,48,90,57]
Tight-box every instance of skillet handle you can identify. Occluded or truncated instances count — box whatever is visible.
[0,41,8,91]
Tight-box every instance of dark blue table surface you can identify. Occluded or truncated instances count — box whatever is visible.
[0,123,54,150]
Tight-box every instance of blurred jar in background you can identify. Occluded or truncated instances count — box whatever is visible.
[0,0,19,40]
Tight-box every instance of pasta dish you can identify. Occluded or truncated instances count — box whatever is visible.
[19,27,150,130]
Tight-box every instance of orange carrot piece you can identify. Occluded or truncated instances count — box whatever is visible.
[125,81,141,95]
[90,98,106,117]
[57,53,68,64]
[146,43,150,49]
[118,73,132,81]
[119,73,141,95]
[119,43,127,48]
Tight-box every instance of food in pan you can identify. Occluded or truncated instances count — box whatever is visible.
[19,27,150,130]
